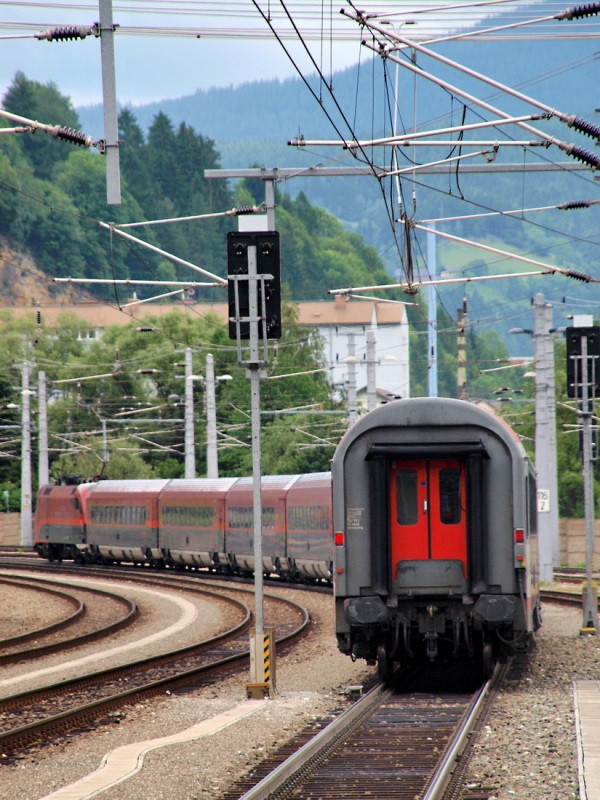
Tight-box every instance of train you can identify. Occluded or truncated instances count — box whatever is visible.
[34,397,541,678]
[332,397,541,678]
[34,473,333,583]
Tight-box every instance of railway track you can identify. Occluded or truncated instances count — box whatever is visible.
[0,574,138,665]
[218,661,508,800]
[0,557,590,794]
[215,591,584,800]
[0,570,310,760]
[553,567,596,584]
[540,587,584,606]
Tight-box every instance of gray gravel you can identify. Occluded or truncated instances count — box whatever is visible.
[1,581,597,800]
[465,602,596,800]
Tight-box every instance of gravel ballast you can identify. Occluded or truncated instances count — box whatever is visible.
[1,580,597,800]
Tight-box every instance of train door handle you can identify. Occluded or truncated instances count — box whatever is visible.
[423,500,428,513]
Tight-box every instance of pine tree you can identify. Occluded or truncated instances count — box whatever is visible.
[3,72,80,180]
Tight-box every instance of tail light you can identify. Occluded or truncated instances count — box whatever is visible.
[514,528,526,567]
[335,531,344,546]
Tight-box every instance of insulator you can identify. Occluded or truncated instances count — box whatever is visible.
[565,270,592,282]
[568,145,600,169]
[54,127,92,148]
[35,25,96,41]
[403,284,420,297]
[234,206,257,215]
[568,116,600,139]
[555,2,600,20]
[558,200,592,210]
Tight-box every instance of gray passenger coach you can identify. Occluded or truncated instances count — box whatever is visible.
[332,397,541,679]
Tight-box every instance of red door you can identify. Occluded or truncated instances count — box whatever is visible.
[390,459,467,577]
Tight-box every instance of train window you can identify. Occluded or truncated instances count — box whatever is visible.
[396,470,418,525]
[198,506,214,526]
[229,506,253,529]
[439,468,461,525]
[91,506,104,524]
[262,507,275,530]
[91,505,146,525]
[229,506,276,529]
[288,505,331,531]
[162,505,215,527]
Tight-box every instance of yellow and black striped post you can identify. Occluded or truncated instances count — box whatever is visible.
[247,626,276,698]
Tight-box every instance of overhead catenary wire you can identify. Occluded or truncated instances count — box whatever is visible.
[340,8,600,188]
[98,221,227,285]
[288,113,550,148]
[120,288,185,308]
[329,269,553,297]
[1,4,596,312]
[1,0,600,41]
[53,278,210,287]
[0,107,99,149]
[115,205,266,229]
[359,13,600,139]
[403,221,597,282]
[398,167,600,250]
[420,198,600,223]
[389,1,600,46]
[356,35,600,169]
[249,0,412,279]
[384,147,530,177]
[0,1,596,376]
[342,3,600,290]
[337,293,418,305]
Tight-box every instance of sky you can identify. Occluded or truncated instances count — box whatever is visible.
[0,0,569,109]
[0,1,376,107]
[1,35,311,106]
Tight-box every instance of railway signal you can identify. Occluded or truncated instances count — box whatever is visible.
[227,226,282,697]
[566,325,600,634]
[227,231,281,341]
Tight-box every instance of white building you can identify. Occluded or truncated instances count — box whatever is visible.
[300,297,409,398]
[4,297,410,396]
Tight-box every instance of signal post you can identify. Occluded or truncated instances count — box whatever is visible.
[566,326,600,634]
[227,227,281,697]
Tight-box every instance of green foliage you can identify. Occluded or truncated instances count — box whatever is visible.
[0,483,19,512]
[3,72,79,180]
[0,301,337,485]
[50,440,157,481]
[407,302,511,399]
[1,72,596,520]
[234,185,391,300]
[0,75,232,300]
[3,73,400,310]
[0,367,21,489]
[497,339,600,518]
[214,302,339,476]
[258,413,339,475]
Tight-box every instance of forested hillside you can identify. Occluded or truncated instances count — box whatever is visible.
[0,72,596,513]
[75,33,600,352]
[0,73,390,306]
[79,38,600,145]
